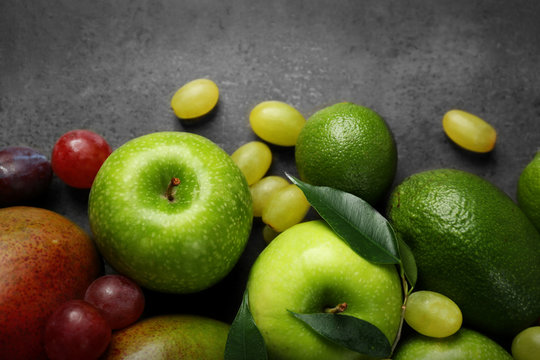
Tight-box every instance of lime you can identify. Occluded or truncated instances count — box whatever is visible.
[517,151,540,231]
[295,102,397,205]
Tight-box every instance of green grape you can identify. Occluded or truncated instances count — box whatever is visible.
[231,141,272,185]
[512,326,540,360]
[262,224,280,244]
[170,78,219,119]
[404,290,463,338]
[442,109,496,153]
[250,176,289,217]
[249,101,305,146]
[262,184,310,232]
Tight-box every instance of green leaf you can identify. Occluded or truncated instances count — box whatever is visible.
[396,234,417,290]
[288,175,400,264]
[288,311,392,358]
[225,290,268,360]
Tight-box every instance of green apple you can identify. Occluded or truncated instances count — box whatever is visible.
[88,131,252,293]
[102,314,229,359]
[393,328,512,359]
[246,220,403,360]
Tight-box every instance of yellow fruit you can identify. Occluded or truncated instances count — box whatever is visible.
[249,101,305,146]
[230,141,272,185]
[442,109,496,153]
[262,184,310,232]
[295,102,397,205]
[262,224,280,244]
[404,290,462,338]
[170,79,219,119]
[517,151,540,231]
[250,176,289,217]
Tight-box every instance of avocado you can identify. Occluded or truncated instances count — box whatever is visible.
[387,168,540,337]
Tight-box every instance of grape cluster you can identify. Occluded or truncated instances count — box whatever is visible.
[229,100,311,242]
[44,274,145,360]
[0,129,112,207]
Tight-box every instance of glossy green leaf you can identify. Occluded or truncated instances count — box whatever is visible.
[289,311,392,357]
[397,234,417,290]
[225,290,268,360]
[288,175,400,264]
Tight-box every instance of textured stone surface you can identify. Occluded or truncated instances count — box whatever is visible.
[1,0,539,323]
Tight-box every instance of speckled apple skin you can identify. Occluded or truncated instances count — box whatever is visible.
[0,206,101,360]
[88,132,252,294]
[102,314,230,359]
[247,220,403,360]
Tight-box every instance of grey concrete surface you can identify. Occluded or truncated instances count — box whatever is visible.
[1,0,539,324]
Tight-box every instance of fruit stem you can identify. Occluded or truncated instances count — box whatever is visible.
[166,177,181,202]
[391,272,410,355]
[324,302,347,314]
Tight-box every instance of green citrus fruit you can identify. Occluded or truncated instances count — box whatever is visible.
[295,102,397,205]
[517,151,540,231]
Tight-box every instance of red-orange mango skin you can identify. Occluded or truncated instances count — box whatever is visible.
[0,206,101,360]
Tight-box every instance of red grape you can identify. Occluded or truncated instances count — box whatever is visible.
[51,129,112,189]
[44,300,111,360]
[0,146,52,206]
[84,275,145,330]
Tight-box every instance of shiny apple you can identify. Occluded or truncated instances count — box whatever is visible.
[88,131,252,293]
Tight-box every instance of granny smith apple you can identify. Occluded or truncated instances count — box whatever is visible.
[247,220,403,360]
[102,314,229,359]
[88,131,252,293]
[393,328,512,359]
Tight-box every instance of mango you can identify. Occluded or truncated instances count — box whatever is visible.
[102,314,230,359]
[0,206,101,360]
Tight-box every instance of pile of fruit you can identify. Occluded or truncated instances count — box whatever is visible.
[1,77,539,360]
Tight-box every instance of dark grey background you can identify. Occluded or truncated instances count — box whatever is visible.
[1,0,539,324]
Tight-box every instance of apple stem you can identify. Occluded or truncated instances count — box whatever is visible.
[324,302,347,314]
[166,177,181,201]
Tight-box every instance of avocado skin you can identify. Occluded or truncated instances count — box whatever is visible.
[387,168,540,337]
